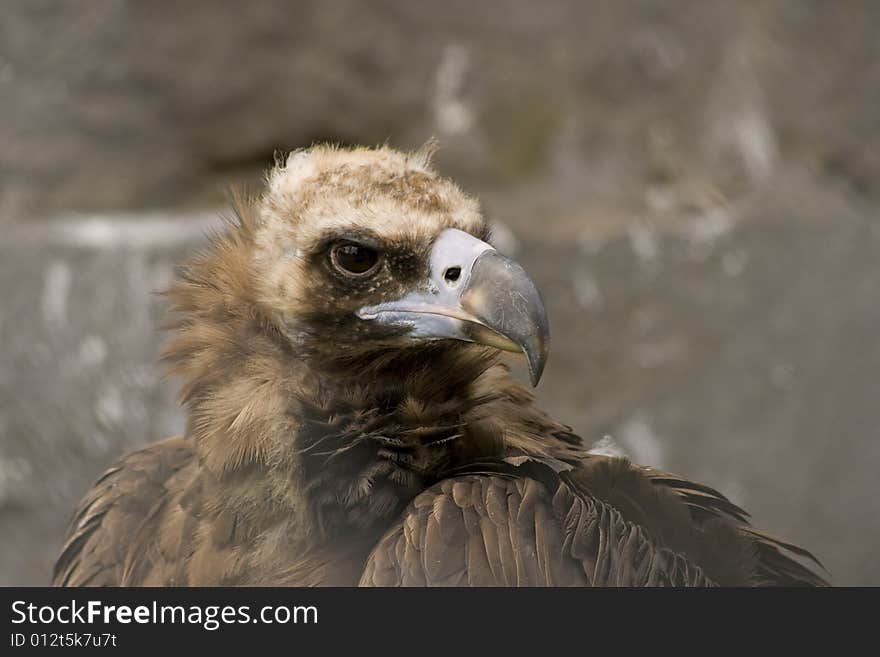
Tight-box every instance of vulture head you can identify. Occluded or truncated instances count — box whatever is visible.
[164,144,561,530]
[249,144,549,384]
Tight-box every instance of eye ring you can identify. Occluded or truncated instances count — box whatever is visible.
[330,241,381,277]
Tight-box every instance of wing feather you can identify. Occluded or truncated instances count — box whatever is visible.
[359,473,714,587]
[361,453,828,587]
[643,466,828,586]
[52,437,194,587]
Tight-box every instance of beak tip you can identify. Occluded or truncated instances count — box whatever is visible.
[528,368,543,387]
[524,337,549,387]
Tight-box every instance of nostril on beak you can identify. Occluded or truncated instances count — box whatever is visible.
[444,266,462,286]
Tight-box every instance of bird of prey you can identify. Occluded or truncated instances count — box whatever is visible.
[54,144,827,587]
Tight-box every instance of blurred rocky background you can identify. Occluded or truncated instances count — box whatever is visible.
[1,0,878,585]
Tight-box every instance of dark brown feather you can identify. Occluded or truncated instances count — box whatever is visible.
[53,437,194,586]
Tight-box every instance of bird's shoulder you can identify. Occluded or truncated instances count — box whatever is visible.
[360,462,714,586]
[360,454,827,586]
[52,436,196,586]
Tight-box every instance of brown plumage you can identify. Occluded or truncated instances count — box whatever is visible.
[53,144,828,587]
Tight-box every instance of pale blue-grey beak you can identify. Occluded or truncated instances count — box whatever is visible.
[357,228,550,386]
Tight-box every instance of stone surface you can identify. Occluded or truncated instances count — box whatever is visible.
[1,1,878,585]
[3,1,879,218]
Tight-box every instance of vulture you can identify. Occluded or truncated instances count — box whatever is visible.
[54,144,827,587]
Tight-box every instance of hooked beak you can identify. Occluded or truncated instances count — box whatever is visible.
[357,228,550,386]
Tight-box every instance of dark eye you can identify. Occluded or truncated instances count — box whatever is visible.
[330,242,380,276]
